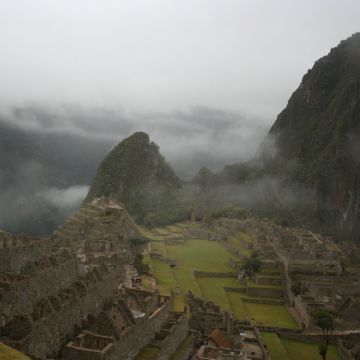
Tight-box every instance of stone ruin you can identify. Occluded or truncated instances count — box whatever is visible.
[232,218,360,332]
[52,197,139,257]
[63,287,187,360]
[0,198,191,359]
[187,292,269,360]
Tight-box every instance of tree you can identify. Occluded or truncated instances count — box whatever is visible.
[133,254,150,275]
[291,282,302,297]
[291,282,306,297]
[311,308,336,360]
[243,252,262,278]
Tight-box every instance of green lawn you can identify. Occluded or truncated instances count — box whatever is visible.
[237,231,254,244]
[152,259,177,294]
[144,223,298,330]
[262,333,341,360]
[245,303,298,328]
[226,292,298,328]
[166,224,184,233]
[151,241,167,255]
[154,227,171,235]
[282,339,341,360]
[0,343,31,360]
[139,228,164,241]
[196,277,241,310]
[261,332,289,360]
[166,240,232,272]
[228,236,252,257]
[171,266,201,295]
[226,292,248,318]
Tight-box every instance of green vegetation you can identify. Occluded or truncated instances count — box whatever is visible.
[145,222,298,329]
[133,254,150,275]
[129,235,150,247]
[0,342,31,360]
[196,277,240,311]
[281,339,340,360]
[226,292,297,328]
[242,253,262,277]
[166,240,232,273]
[311,308,337,360]
[262,333,341,360]
[135,345,160,360]
[151,259,177,293]
[85,131,190,227]
[245,302,297,328]
[261,332,289,360]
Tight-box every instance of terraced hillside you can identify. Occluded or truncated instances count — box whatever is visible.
[141,222,298,329]
[52,197,139,249]
[261,332,341,360]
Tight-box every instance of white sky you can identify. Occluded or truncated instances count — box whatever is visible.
[0,0,359,123]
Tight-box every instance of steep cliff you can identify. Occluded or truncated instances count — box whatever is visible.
[261,33,360,241]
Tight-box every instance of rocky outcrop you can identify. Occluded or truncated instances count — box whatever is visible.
[260,33,360,241]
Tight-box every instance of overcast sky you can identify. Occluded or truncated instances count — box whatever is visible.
[0,0,359,122]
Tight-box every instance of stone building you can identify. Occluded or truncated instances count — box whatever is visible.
[63,287,189,360]
[0,198,191,359]
[187,292,268,360]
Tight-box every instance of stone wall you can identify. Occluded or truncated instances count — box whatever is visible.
[193,271,234,278]
[1,266,117,359]
[0,235,51,273]
[246,287,284,298]
[63,296,172,360]
[223,287,246,293]
[1,249,80,322]
[152,313,189,360]
[255,275,282,286]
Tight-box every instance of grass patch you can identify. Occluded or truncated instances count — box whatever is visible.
[152,259,177,294]
[0,343,31,360]
[172,293,186,312]
[171,267,201,295]
[281,339,341,360]
[246,279,282,289]
[135,346,160,360]
[166,240,232,272]
[238,231,254,244]
[226,292,248,318]
[196,277,241,310]
[146,223,298,330]
[166,224,184,233]
[226,292,298,328]
[261,332,289,360]
[150,241,167,255]
[154,227,171,235]
[245,303,299,328]
[228,236,252,257]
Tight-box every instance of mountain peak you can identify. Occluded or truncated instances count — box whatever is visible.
[85,131,182,225]
[123,131,150,145]
[262,34,360,241]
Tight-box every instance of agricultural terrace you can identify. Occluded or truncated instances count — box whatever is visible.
[261,332,341,360]
[141,222,298,329]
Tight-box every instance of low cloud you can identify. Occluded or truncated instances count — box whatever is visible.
[0,103,270,235]
[37,185,90,209]
[1,104,269,179]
